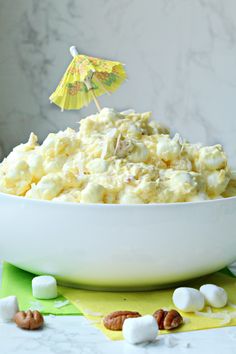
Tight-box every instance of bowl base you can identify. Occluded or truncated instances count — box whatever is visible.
[57,276,209,292]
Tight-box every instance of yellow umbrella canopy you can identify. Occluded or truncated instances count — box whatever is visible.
[49,46,127,112]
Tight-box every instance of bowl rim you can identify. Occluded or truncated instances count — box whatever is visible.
[1,191,236,208]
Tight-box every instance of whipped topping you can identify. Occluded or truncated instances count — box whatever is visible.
[0,108,234,203]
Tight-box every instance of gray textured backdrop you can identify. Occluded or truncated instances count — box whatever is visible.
[0,0,236,166]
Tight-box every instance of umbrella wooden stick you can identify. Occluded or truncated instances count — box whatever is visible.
[70,46,102,112]
[90,88,102,112]
[84,76,102,112]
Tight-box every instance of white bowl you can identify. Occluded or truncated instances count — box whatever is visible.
[0,192,236,290]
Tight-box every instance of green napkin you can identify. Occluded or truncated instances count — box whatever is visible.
[1,262,234,319]
[0,262,82,315]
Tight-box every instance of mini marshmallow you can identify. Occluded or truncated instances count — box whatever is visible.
[32,275,58,300]
[0,296,19,322]
[173,287,205,312]
[122,315,158,344]
[200,284,228,308]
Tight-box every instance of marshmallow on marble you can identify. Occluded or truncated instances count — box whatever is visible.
[32,275,58,300]
[122,315,158,344]
[0,296,19,322]
[199,284,228,308]
[173,287,205,312]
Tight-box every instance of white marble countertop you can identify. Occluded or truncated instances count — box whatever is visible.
[1,263,236,354]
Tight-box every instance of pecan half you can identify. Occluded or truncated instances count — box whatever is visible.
[14,310,44,330]
[115,139,135,158]
[153,309,183,330]
[103,310,141,331]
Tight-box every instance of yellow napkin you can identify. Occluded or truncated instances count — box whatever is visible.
[59,272,236,340]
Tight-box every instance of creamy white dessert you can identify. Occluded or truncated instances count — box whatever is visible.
[0,108,235,204]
